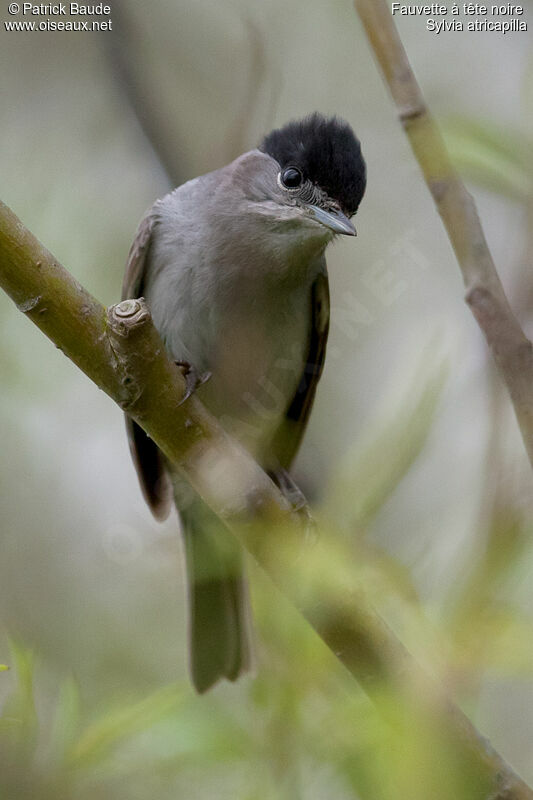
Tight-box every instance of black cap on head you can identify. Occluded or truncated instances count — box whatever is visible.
[259,113,366,217]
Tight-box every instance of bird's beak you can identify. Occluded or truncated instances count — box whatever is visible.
[307,205,357,236]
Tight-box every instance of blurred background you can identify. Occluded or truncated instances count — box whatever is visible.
[1,1,533,797]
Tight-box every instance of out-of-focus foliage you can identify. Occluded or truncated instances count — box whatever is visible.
[443,116,532,201]
[3,501,533,800]
[324,352,447,535]
[1,640,186,799]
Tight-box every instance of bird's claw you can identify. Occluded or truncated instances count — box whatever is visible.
[175,360,212,405]
[269,467,318,544]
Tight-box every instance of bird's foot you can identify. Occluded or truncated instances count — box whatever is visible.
[175,361,212,405]
[269,467,317,543]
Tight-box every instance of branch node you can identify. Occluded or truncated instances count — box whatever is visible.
[398,102,426,124]
[428,178,450,203]
[17,295,43,314]
[465,285,493,310]
[115,298,142,319]
[108,298,151,336]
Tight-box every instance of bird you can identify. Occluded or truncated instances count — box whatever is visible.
[122,113,366,693]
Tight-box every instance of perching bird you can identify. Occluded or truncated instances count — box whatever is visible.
[123,113,366,692]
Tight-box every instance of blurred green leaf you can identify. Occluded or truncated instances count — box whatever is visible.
[442,115,532,200]
[0,664,9,671]
[324,356,447,533]
[122,699,253,774]
[444,506,533,691]
[0,717,22,732]
[47,675,81,767]
[452,608,533,677]
[0,639,39,758]
[6,639,36,711]
[68,683,185,769]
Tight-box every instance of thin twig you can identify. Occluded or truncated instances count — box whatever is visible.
[103,0,184,187]
[354,0,533,470]
[223,16,283,162]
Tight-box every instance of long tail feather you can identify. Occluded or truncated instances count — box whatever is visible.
[179,498,252,693]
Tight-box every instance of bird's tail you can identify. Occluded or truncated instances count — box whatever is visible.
[179,496,252,693]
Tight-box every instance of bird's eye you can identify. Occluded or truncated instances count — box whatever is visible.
[280,167,303,189]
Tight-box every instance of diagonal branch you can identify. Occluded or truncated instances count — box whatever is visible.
[1,199,532,798]
[354,0,533,471]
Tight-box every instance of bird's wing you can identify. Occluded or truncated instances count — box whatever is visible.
[271,258,330,470]
[122,207,173,520]
[122,208,155,300]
